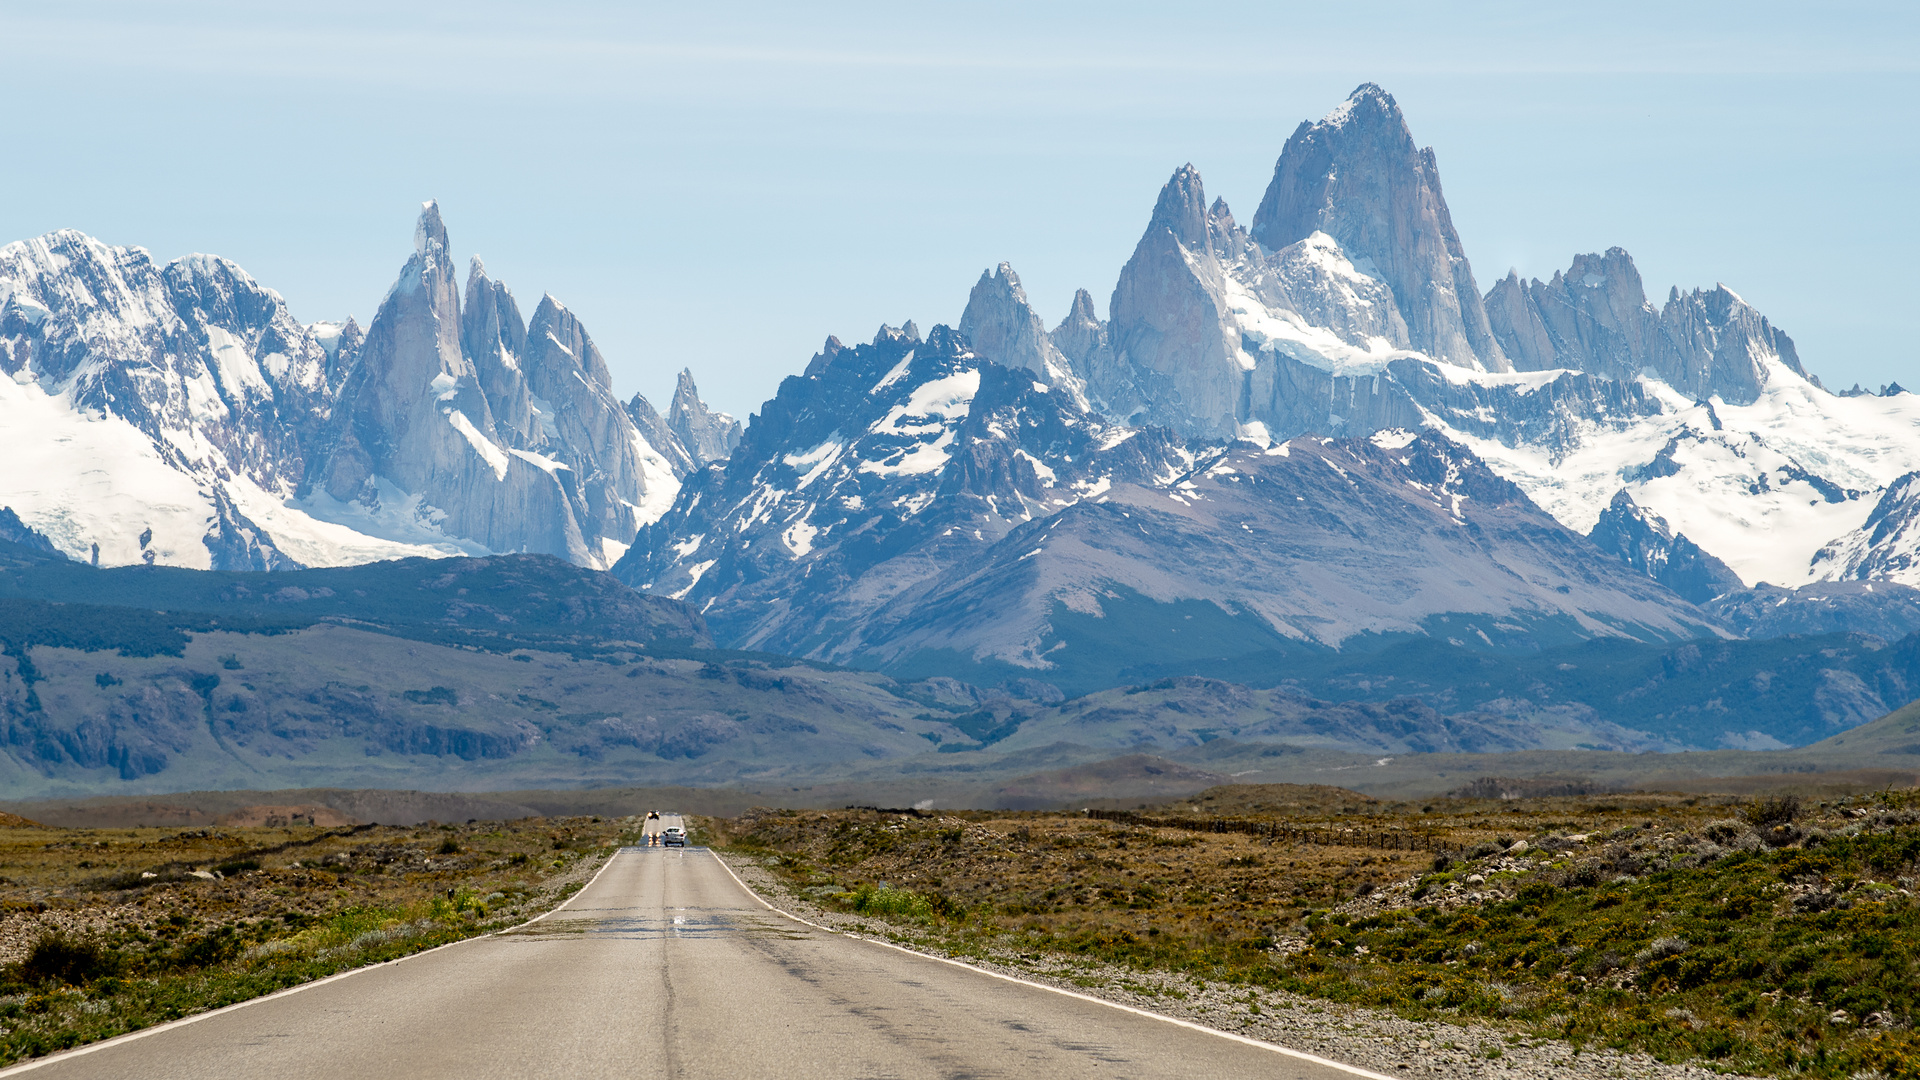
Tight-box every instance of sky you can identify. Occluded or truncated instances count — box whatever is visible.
[2,1,1915,419]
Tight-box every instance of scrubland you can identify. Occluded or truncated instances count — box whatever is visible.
[709,785,1920,1079]
[0,812,628,1064]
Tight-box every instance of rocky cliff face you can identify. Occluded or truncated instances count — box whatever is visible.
[1104,165,1241,435]
[960,264,1088,406]
[1050,289,1132,418]
[625,392,696,479]
[1096,164,1432,441]
[1,204,723,571]
[1249,83,1508,373]
[519,295,681,556]
[665,369,742,467]
[461,258,535,448]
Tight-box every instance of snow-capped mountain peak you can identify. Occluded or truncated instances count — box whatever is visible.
[0,204,727,571]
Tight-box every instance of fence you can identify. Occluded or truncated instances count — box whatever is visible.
[1084,808,1454,855]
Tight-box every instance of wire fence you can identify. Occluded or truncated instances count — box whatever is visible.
[1084,808,1455,855]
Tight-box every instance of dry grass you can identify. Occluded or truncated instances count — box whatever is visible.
[709,782,1920,1079]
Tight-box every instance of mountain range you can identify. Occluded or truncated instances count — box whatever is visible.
[4,82,1920,797]
[613,83,1920,681]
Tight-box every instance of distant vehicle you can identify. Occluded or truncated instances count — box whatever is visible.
[646,811,660,820]
[661,826,686,847]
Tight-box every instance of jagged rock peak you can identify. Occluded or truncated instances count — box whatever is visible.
[414,200,449,256]
[1811,471,1920,586]
[1485,245,1810,402]
[528,293,613,389]
[1150,164,1212,248]
[804,335,847,378]
[1587,489,1743,604]
[874,322,921,346]
[960,263,1090,405]
[1250,83,1508,372]
[1049,287,1123,414]
[1061,288,1100,328]
[668,368,742,467]
[626,392,696,480]
[1317,81,1399,130]
[1208,196,1237,234]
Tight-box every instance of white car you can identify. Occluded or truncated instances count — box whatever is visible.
[661,826,686,847]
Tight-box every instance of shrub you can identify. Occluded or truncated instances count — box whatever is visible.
[838,884,970,923]
[433,888,488,921]
[14,932,119,986]
[1558,862,1603,888]
[1742,795,1801,829]
[1633,936,1690,965]
[173,926,242,969]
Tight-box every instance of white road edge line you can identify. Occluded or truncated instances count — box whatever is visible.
[706,849,1403,1080]
[0,847,629,1077]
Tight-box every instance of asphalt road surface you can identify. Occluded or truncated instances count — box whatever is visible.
[8,816,1389,1079]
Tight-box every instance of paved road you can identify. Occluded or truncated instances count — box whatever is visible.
[11,817,1385,1079]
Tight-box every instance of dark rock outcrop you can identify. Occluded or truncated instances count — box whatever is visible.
[1586,490,1742,604]
[0,508,62,559]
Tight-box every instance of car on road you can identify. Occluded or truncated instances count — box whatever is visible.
[661,827,687,847]
[646,811,659,820]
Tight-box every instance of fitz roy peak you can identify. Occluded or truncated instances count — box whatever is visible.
[1249,83,1509,374]
[0,202,723,570]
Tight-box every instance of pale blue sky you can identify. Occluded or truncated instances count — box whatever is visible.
[3,1,1914,417]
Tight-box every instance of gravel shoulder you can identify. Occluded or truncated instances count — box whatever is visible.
[719,851,1761,1080]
